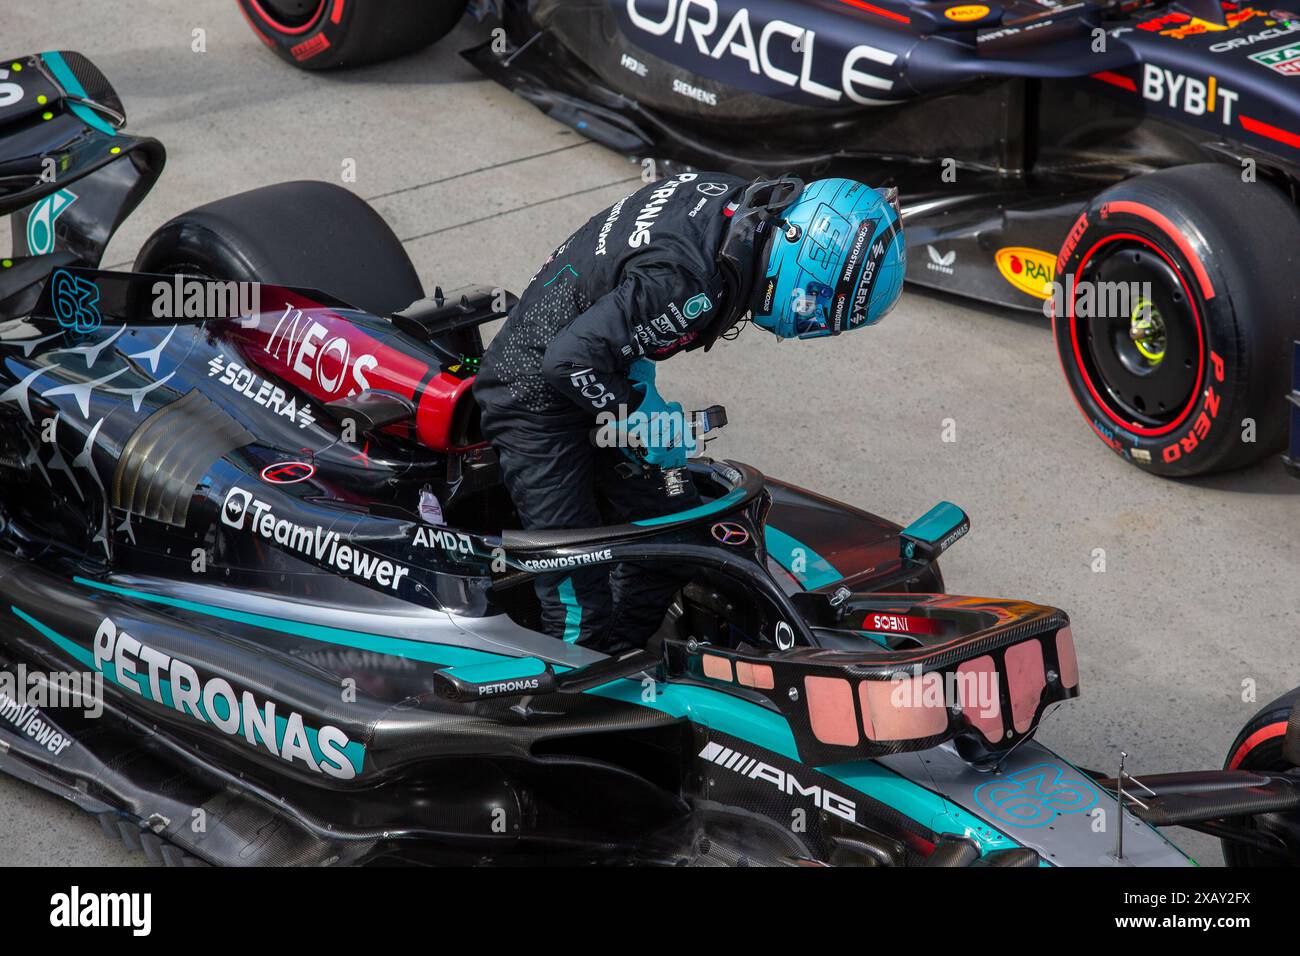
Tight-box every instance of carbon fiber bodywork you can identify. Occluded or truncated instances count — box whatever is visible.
[0,263,1200,866]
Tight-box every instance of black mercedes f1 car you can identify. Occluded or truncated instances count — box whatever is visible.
[237,0,1300,479]
[1,50,1299,866]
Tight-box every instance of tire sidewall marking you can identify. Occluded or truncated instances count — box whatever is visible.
[1057,205,1237,467]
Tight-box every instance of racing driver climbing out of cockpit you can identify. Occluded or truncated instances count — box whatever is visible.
[473,174,907,652]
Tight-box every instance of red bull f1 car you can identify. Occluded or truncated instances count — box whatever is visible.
[1,51,1299,866]
[238,0,1300,478]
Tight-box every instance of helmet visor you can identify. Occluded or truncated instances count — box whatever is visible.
[792,281,837,339]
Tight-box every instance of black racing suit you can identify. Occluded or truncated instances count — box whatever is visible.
[474,172,752,652]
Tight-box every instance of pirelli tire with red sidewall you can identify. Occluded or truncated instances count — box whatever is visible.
[1221,688,1300,866]
[237,0,469,70]
[1052,163,1300,477]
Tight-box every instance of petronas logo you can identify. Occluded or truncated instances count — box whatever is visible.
[683,292,712,320]
[26,189,77,256]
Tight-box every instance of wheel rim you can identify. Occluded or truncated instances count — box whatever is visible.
[1069,234,1205,436]
[248,0,327,34]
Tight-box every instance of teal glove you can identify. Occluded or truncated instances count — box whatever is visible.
[627,379,697,470]
[627,358,656,385]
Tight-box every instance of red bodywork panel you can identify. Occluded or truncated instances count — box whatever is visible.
[232,289,478,451]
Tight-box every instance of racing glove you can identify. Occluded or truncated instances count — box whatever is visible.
[627,357,656,385]
[625,377,697,470]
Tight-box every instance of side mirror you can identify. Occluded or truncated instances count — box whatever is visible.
[433,649,659,703]
[433,657,555,702]
[899,501,969,563]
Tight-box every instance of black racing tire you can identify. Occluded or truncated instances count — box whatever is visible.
[1220,688,1300,866]
[133,180,423,315]
[237,0,468,69]
[1051,163,1300,477]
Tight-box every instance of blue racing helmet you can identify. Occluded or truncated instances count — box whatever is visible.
[751,178,905,340]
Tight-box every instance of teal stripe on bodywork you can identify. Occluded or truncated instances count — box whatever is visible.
[73,576,498,667]
[11,606,364,776]
[64,577,1018,856]
[15,604,96,670]
[40,51,117,136]
[589,677,799,757]
[592,677,1016,855]
[632,488,746,526]
[820,760,1019,855]
[556,576,581,643]
[763,525,842,590]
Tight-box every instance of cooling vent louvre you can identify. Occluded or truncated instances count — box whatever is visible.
[112,389,254,527]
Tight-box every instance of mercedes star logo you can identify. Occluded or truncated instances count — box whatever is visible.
[711,521,750,546]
